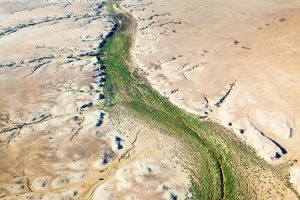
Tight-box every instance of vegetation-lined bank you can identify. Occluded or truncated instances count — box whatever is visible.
[98,7,298,200]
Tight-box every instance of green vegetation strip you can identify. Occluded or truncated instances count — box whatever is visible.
[98,13,296,199]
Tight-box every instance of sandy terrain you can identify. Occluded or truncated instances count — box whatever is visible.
[0,1,189,199]
[121,0,300,194]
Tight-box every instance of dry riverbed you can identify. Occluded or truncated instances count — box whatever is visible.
[1,0,300,199]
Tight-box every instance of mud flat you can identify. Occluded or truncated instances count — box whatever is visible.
[0,1,189,199]
[121,0,300,194]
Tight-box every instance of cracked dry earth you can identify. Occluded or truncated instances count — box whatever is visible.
[121,0,300,194]
[0,1,189,200]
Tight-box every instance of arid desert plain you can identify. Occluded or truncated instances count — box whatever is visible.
[1,0,300,199]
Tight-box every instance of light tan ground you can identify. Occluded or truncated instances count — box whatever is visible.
[121,0,300,194]
[0,1,189,199]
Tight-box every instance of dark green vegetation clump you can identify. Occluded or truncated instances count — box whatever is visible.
[98,13,297,199]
